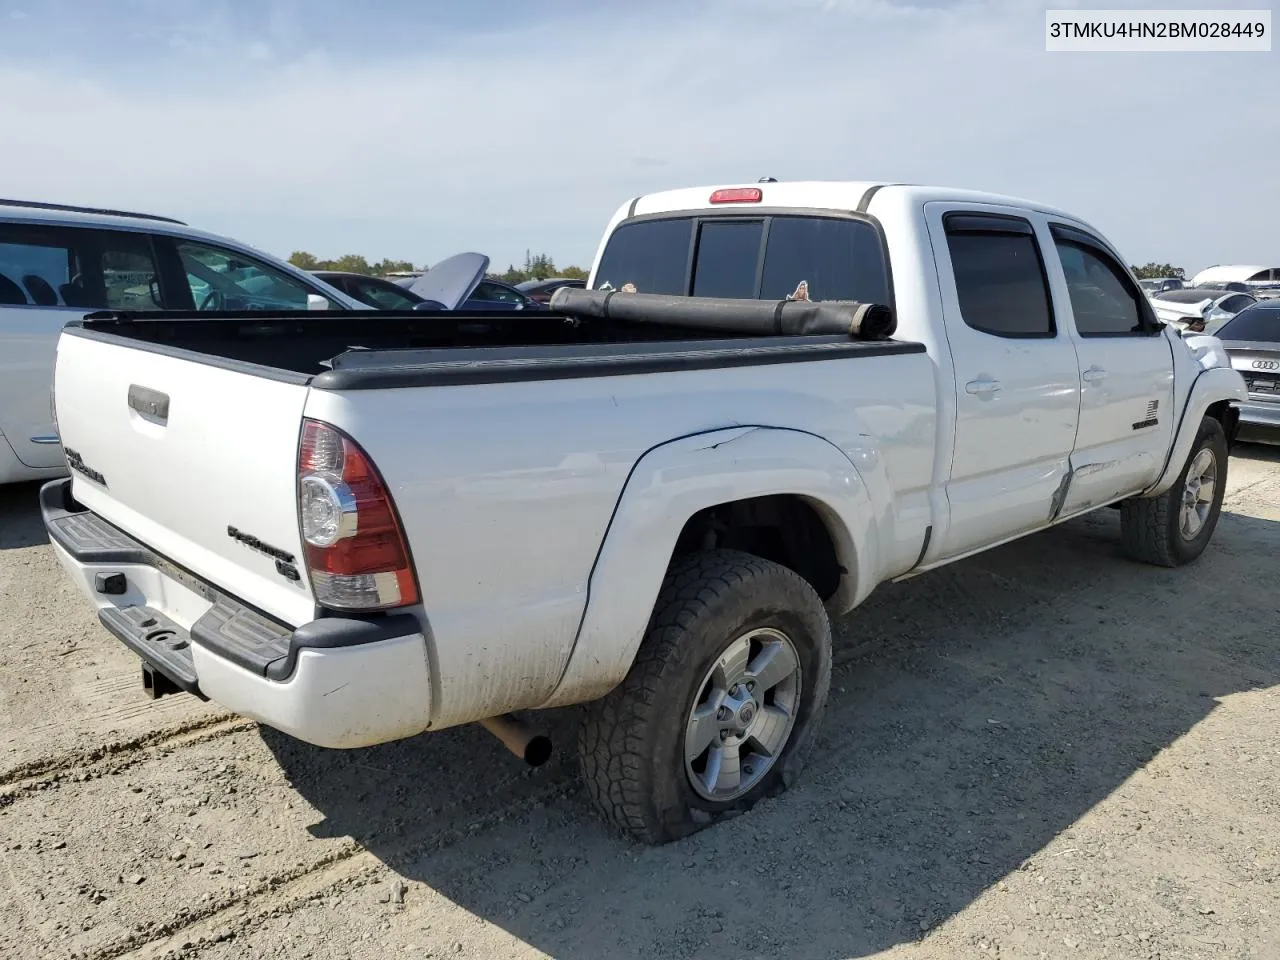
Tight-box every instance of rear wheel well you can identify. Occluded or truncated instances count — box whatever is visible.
[670,495,844,601]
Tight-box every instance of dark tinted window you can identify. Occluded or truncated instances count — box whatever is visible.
[592,214,893,307]
[0,225,162,309]
[1216,305,1280,342]
[1055,241,1145,335]
[592,217,692,294]
[945,225,1054,337]
[0,227,77,305]
[471,281,526,304]
[692,221,763,298]
[353,277,421,310]
[760,217,889,304]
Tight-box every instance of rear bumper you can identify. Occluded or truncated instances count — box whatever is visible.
[41,479,433,748]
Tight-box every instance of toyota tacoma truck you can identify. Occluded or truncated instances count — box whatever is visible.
[42,181,1247,844]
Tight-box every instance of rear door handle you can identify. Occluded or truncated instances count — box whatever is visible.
[965,378,1001,397]
[1082,366,1107,383]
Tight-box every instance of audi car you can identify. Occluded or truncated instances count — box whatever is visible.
[1215,299,1280,443]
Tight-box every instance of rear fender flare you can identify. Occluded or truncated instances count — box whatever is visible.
[1145,366,1247,497]
[538,426,879,709]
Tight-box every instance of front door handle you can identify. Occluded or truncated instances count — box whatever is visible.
[1082,365,1107,384]
[965,378,1001,397]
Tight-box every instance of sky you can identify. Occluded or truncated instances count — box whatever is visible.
[1,0,1277,274]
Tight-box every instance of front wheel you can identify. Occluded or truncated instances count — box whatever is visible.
[577,549,832,844]
[1120,415,1228,567]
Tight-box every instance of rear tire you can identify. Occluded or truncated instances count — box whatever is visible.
[1120,415,1227,567]
[577,549,832,845]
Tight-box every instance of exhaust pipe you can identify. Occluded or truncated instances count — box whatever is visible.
[479,714,552,767]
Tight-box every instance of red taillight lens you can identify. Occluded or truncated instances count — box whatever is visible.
[297,419,419,611]
[709,187,763,204]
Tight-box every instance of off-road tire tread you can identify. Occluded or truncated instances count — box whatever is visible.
[1120,416,1227,568]
[577,548,830,844]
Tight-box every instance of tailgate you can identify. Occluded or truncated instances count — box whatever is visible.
[52,329,316,626]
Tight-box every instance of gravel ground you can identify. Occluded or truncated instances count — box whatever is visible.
[1,444,1277,960]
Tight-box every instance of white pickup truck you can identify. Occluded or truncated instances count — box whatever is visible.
[43,180,1247,844]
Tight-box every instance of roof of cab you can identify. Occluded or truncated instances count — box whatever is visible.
[628,180,1081,222]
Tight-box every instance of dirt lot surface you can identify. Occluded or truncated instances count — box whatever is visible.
[2,445,1277,960]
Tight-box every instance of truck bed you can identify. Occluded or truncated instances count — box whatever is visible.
[71,306,921,388]
[52,299,937,727]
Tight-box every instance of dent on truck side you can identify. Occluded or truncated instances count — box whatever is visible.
[537,425,894,710]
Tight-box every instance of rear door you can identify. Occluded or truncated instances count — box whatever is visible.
[924,205,1083,559]
[1045,223,1175,513]
[52,330,317,626]
[0,222,175,469]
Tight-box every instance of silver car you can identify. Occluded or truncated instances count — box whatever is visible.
[1216,299,1280,442]
[0,198,363,484]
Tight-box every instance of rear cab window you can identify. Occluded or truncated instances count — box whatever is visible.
[592,213,891,308]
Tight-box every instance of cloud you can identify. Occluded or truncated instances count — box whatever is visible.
[0,0,1275,271]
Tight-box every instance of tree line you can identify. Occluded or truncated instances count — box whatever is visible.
[1130,262,1185,279]
[288,249,588,284]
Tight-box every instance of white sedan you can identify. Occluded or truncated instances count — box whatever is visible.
[1150,288,1257,331]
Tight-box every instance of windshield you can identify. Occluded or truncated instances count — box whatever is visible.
[1215,304,1280,342]
[593,214,892,305]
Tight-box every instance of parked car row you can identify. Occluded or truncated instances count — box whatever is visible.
[1149,287,1260,332]
[315,268,549,311]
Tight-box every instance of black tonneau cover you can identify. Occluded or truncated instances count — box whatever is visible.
[69,291,912,388]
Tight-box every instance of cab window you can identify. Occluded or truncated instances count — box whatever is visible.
[593,214,891,306]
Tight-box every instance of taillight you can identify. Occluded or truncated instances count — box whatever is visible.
[297,419,419,611]
[709,187,763,204]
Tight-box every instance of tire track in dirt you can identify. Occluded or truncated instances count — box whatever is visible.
[0,715,250,803]
[88,772,582,960]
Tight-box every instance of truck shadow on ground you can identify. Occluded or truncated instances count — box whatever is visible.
[263,450,1280,960]
[0,481,50,550]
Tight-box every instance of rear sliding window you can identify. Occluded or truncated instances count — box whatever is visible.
[593,214,890,306]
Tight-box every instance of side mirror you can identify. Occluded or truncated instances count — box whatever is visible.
[413,300,448,312]
[306,294,330,311]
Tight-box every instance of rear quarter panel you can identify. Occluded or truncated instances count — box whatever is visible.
[304,350,936,727]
